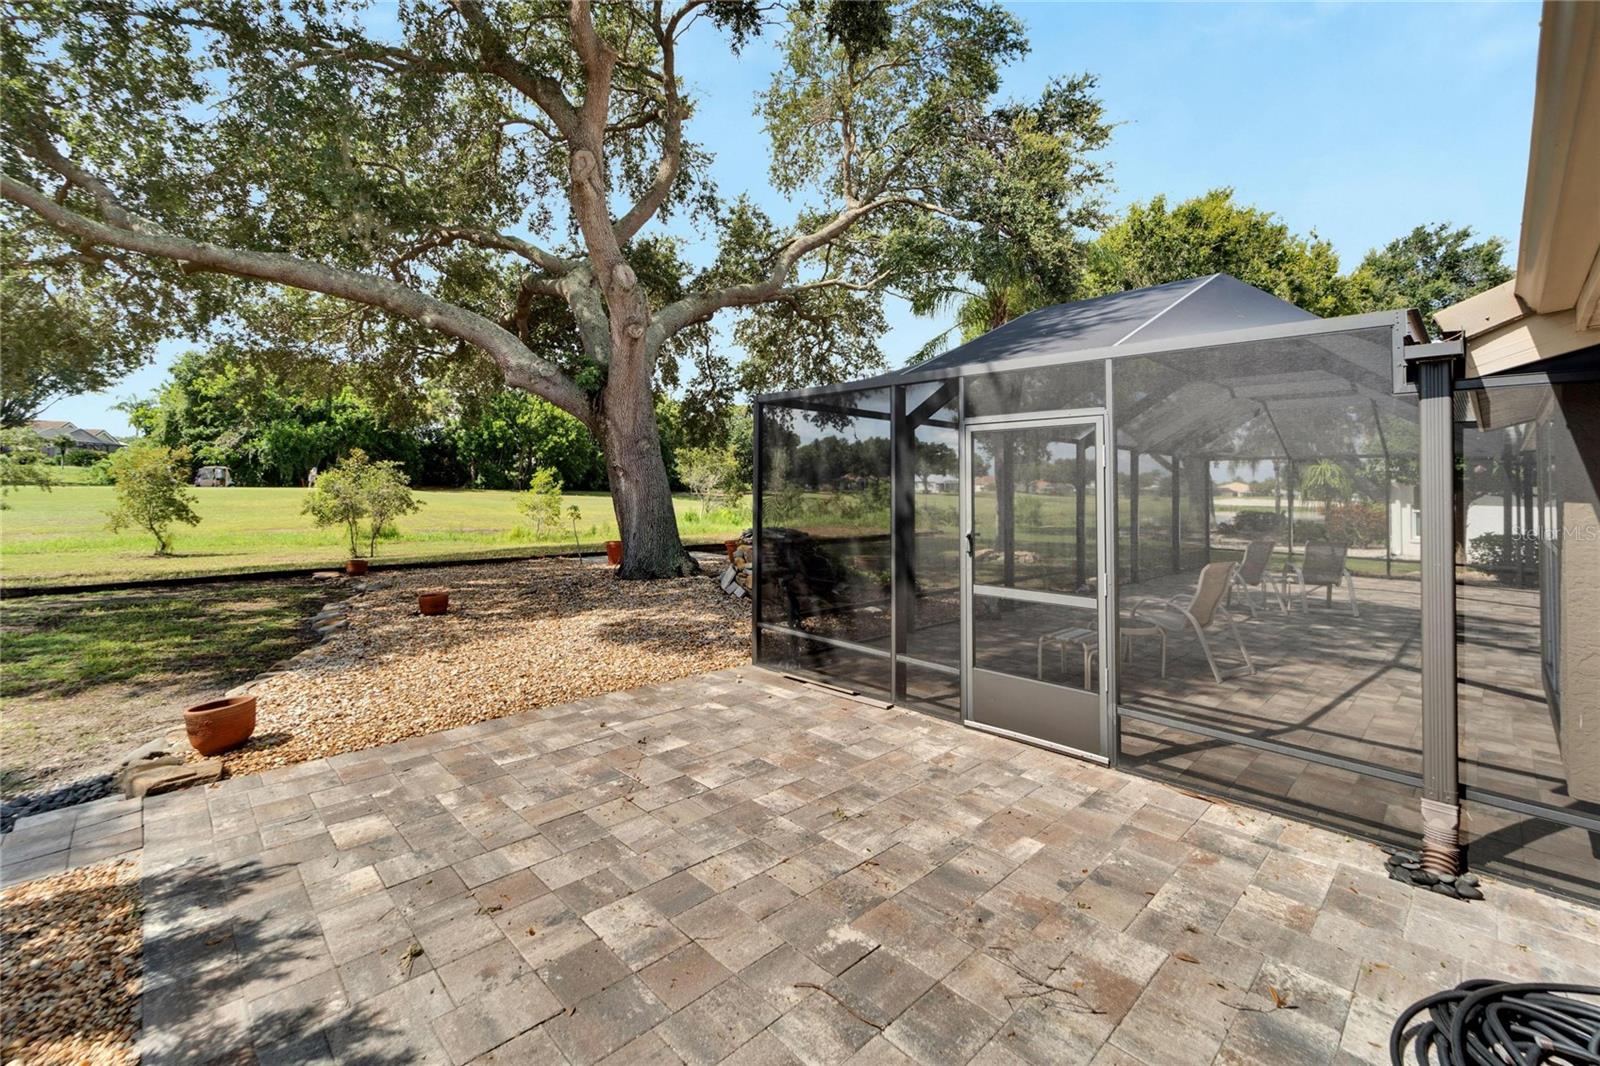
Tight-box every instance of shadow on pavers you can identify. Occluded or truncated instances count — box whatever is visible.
[136,856,419,1065]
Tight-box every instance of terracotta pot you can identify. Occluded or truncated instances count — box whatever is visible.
[605,540,623,566]
[185,695,257,756]
[418,591,449,616]
[346,558,369,575]
[724,539,740,561]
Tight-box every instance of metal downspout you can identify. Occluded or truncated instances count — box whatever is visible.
[1417,356,1463,875]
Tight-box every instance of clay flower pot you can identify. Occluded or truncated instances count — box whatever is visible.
[185,696,257,756]
[346,558,369,575]
[418,590,449,616]
[724,539,740,561]
[605,540,623,566]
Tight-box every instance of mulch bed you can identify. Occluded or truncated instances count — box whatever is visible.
[1,859,141,1066]
[221,557,750,776]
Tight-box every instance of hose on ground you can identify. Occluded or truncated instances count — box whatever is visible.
[1390,979,1600,1065]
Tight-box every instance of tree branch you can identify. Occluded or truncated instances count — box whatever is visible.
[567,0,617,139]
[391,226,576,277]
[559,266,614,363]
[2,177,594,424]
[647,196,905,344]
[611,0,703,244]
[449,0,582,139]
[24,127,149,232]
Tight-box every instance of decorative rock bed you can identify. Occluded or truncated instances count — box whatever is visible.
[0,775,115,835]
[1385,847,1485,900]
[210,556,749,776]
[0,858,141,1065]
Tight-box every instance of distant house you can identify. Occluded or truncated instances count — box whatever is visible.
[28,420,125,458]
[1218,480,1252,497]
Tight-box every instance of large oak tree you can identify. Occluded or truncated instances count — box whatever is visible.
[2,0,1109,576]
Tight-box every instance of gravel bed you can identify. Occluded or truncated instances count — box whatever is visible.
[222,557,749,776]
[1,859,141,1065]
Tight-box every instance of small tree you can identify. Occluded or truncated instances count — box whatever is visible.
[361,459,421,557]
[106,444,200,554]
[303,451,371,558]
[567,504,583,557]
[678,446,739,516]
[518,468,564,539]
[0,427,55,508]
[303,449,421,558]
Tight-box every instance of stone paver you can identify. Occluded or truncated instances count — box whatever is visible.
[0,794,144,887]
[10,667,1597,1065]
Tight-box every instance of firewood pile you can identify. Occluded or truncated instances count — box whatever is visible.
[718,529,754,598]
[717,528,863,617]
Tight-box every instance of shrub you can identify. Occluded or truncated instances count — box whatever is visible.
[1225,509,1285,536]
[85,458,114,485]
[106,445,200,554]
[63,447,104,466]
[1469,531,1538,573]
[1324,502,1386,548]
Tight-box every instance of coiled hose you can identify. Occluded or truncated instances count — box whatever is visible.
[1390,979,1600,1064]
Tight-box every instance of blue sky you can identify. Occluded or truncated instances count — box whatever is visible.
[50,1,1541,437]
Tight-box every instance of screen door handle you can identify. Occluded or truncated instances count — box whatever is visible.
[965,531,978,557]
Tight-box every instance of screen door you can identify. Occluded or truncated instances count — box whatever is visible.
[962,415,1110,759]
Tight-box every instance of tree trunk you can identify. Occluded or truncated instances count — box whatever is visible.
[600,379,695,579]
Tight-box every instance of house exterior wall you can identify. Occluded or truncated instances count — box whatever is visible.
[1553,384,1600,802]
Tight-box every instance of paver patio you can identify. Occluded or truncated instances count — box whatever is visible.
[14,667,1598,1065]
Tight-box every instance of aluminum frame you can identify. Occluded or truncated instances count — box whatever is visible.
[959,410,1113,762]
[755,318,1418,774]
[1416,355,1459,807]
[755,310,1407,405]
[750,313,1597,898]
[1449,366,1600,843]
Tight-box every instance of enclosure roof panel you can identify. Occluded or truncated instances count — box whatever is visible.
[910,274,1317,372]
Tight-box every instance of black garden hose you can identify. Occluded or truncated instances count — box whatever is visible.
[1390,980,1600,1065]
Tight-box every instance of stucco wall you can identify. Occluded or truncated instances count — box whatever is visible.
[1554,384,1600,802]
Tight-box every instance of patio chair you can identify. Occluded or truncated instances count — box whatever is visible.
[1129,562,1255,683]
[1282,541,1360,617]
[1229,538,1285,616]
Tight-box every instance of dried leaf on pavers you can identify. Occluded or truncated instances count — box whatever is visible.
[1268,986,1294,1010]
[1,859,140,1066]
[1173,950,1200,963]
[214,559,748,776]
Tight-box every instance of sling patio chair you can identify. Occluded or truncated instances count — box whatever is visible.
[1229,538,1286,616]
[1128,561,1256,683]
[1282,540,1360,617]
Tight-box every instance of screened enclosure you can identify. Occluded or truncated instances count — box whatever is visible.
[752,275,1600,902]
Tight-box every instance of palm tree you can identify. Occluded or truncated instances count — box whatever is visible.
[909,276,1052,364]
[1298,459,1353,518]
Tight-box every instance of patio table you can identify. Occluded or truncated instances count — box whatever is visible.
[1037,621,1167,688]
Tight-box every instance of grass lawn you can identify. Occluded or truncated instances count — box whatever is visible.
[0,578,327,797]
[0,485,748,588]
